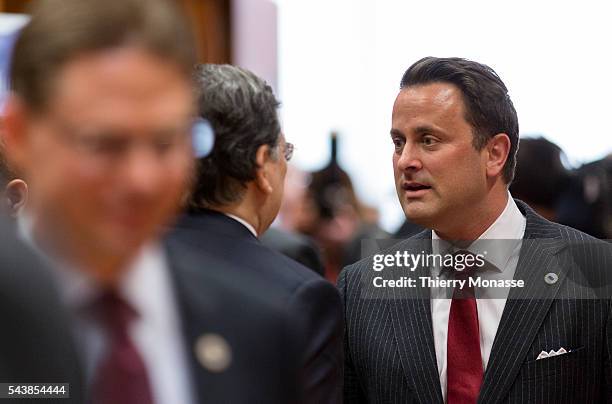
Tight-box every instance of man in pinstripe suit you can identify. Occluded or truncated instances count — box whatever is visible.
[338,57,612,403]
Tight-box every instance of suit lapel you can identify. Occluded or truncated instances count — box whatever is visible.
[478,201,568,403]
[388,234,444,404]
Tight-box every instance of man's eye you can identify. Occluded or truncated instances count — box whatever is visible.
[154,132,186,154]
[392,137,405,149]
[422,136,437,146]
[79,135,126,154]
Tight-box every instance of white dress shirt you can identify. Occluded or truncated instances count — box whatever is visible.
[17,215,196,404]
[224,213,258,237]
[430,193,526,403]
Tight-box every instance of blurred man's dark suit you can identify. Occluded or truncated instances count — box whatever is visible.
[170,209,344,403]
[339,201,612,403]
[0,220,84,404]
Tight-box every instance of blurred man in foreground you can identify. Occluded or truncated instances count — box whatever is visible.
[339,57,612,403]
[3,1,299,402]
[170,64,343,403]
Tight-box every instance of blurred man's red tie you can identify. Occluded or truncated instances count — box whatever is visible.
[91,289,154,404]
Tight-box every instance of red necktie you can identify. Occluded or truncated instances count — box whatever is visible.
[447,251,483,404]
[90,289,154,404]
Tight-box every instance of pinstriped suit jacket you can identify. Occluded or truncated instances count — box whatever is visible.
[338,201,612,403]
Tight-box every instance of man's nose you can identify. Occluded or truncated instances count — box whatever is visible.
[122,147,162,196]
[396,143,423,172]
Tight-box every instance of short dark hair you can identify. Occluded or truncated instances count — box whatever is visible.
[188,64,281,210]
[9,0,196,112]
[400,57,519,183]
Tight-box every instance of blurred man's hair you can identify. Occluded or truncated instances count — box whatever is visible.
[9,0,196,112]
[510,136,571,208]
[188,64,281,211]
[400,57,519,183]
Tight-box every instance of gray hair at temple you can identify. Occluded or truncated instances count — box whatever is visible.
[9,0,196,112]
[188,64,281,211]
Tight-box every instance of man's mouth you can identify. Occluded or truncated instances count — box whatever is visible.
[402,182,432,192]
[401,182,432,198]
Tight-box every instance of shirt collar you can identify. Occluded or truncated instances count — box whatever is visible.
[223,213,258,237]
[119,243,175,329]
[432,192,526,273]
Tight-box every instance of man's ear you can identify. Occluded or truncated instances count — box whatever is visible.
[486,133,511,178]
[5,178,28,217]
[254,144,274,194]
[1,96,31,172]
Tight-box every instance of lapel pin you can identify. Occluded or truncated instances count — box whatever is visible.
[544,272,558,285]
[194,333,232,373]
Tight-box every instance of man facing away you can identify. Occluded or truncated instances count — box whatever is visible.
[2,1,301,402]
[169,64,343,403]
[339,57,612,403]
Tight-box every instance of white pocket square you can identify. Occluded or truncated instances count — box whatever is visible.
[536,347,568,360]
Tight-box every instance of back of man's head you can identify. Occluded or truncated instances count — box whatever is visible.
[10,0,195,112]
[189,64,281,211]
[510,136,570,210]
[400,57,519,183]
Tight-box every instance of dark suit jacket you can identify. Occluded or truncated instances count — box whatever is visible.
[164,237,300,404]
[338,200,612,403]
[0,221,85,404]
[261,227,325,276]
[169,210,344,403]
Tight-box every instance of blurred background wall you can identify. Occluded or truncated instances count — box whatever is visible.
[0,0,232,63]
